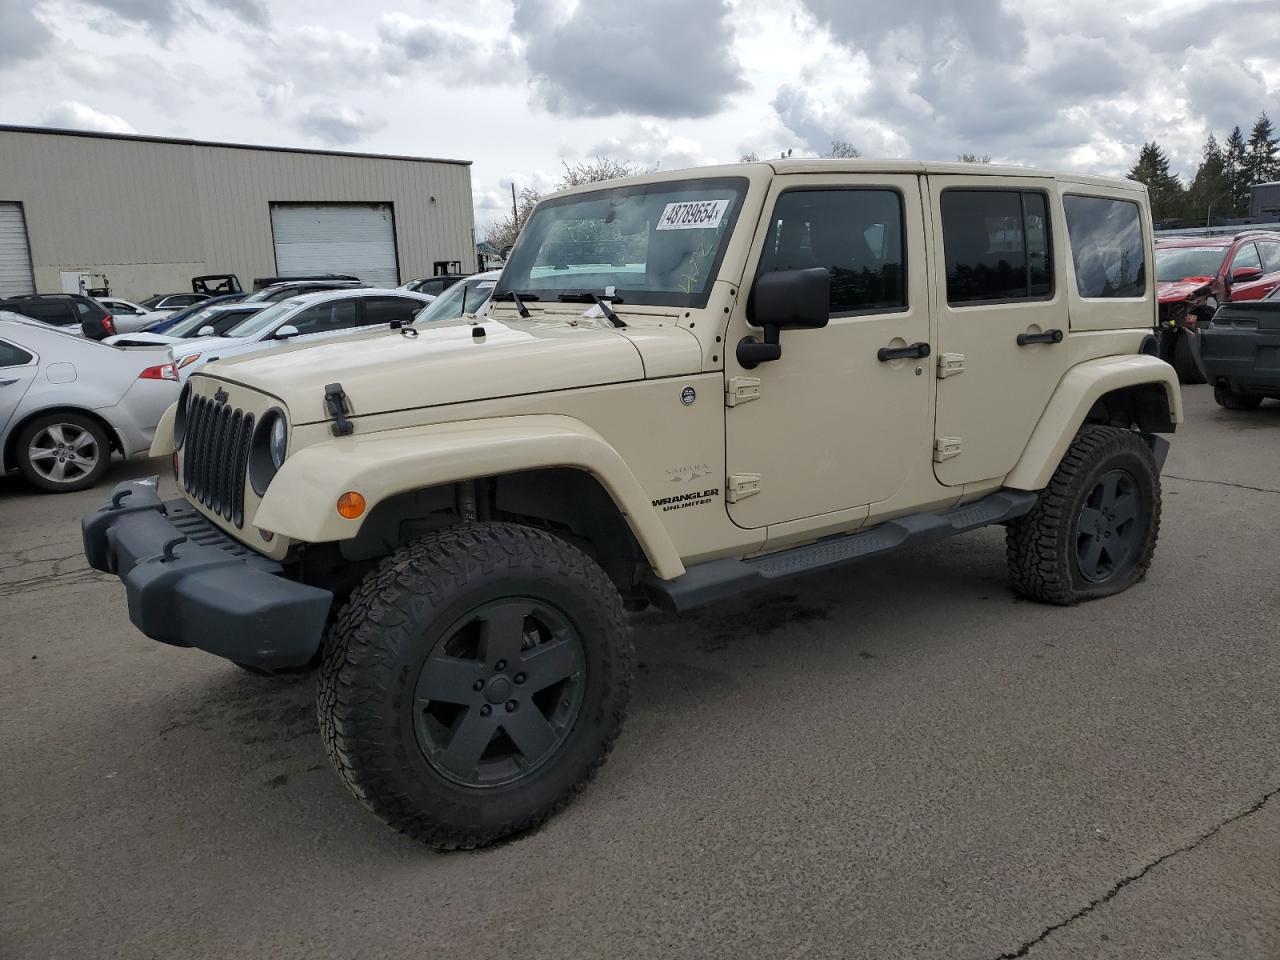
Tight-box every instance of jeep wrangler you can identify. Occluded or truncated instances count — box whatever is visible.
[83,160,1182,849]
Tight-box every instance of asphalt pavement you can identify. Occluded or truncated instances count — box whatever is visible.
[2,384,1277,959]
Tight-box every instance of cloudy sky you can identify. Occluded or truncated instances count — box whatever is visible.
[2,0,1278,238]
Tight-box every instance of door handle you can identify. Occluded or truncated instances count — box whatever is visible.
[1016,329,1064,346]
[877,341,931,362]
[0,378,18,387]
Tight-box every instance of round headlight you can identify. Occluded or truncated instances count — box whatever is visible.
[269,416,287,468]
[173,383,191,448]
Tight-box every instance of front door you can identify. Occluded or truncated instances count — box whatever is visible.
[724,174,931,529]
[1226,240,1280,302]
[928,177,1071,486]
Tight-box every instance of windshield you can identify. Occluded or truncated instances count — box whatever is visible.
[495,177,748,308]
[222,299,306,338]
[417,275,497,322]
[164,304,239,338]
[1156,246,1225,282]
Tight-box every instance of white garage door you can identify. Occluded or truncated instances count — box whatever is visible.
[0,203,35,298]
[271,204,399,288]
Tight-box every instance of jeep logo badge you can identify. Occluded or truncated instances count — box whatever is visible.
[680,386,696,406]
[213,388,229,404]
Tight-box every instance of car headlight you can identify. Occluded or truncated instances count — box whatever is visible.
[269,416,287,468]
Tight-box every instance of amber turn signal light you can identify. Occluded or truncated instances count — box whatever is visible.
[337,491,366,519]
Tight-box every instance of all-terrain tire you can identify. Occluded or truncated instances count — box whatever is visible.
[1006,426,1161,605]
[1213,382,1263,410]
[1173,331,1206,384]
[317,522,632,849]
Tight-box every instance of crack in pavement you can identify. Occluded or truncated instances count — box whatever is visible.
[1162,473,1280,496]
[992,786,1280,959]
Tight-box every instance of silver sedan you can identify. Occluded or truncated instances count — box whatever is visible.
[0,315,181,493]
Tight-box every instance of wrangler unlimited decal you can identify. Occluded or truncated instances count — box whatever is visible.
[652,488,719,512]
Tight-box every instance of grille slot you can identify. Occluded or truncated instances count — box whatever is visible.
[182,394,252,528]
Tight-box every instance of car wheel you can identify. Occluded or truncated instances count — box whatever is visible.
[15,413,112,493]
[1172,330,1206,384]
[317,522,632,849]
[1213,382,1263,410]
[1006,426,1161,605]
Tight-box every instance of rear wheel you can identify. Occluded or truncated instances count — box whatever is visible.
[1173,330,1206,384]
[318,522,632,849]
[1006,426,1161,605]
[15,413,111,493]
[1213,382,1263,410]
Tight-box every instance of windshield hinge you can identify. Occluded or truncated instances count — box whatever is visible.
[726,473,761,503]
[725,376,761,407]
[937,353,965,379]
[324,382,354,437]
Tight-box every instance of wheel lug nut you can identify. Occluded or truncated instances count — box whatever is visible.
[514,673,526,685]
[495,659,507,671]
[505,700,517,712]
[472,679,484,692]
[479,705,492,717]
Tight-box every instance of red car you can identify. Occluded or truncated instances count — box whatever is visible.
[1155,231,1280,382]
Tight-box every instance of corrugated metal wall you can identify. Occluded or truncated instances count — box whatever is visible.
[0,128,474,300]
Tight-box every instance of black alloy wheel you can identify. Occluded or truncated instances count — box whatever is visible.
[1074,469,1142,583]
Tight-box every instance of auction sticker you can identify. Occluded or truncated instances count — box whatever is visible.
[656,199,730,230]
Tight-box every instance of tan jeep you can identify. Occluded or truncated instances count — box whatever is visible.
[83,160,1181,848]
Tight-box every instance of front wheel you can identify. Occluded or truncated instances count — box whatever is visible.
[1006,426,1161,605]
[1173,330,1206,384]
[1213,382,1263,410]
[317,522,632,849]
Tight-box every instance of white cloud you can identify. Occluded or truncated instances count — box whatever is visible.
[296,102,386,145]
[39,101,136,134]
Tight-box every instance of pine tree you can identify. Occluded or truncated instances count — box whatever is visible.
[1186,133,1231,224]
[1127,141,1186,220]
[1245,111,1279,186]
[1225,125,1250,215]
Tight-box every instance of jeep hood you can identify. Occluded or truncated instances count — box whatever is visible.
[1157,278,1213,304]
[199,318,688,424]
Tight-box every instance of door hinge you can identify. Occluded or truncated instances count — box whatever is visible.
[937,353,965,378]
[934,437,962,462]
[726,473,761,503]
[725,376,761,407]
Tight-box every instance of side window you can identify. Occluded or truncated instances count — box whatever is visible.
[362,297,422,325]
[940,189,1052,304]
[1062,195,1145,298]
[756,188,906,314]
[1232,242,1262,273]
[287,300,358,335]
[1259,241,1280,274]
[0,341,34,366]
[419,280,444,297]
[22,302,76,325]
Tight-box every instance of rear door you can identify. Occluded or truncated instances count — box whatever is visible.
[928,176,1070,486]
[361,296,425,326]
[0,338,38,437]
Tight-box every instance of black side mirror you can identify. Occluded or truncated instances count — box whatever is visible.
[738,267,830,368]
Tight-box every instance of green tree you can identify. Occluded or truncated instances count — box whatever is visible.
[1186,133,1232,224]
[1127,141,1186,220]
[1225,125,1250,215]
[1245,111,1279,186]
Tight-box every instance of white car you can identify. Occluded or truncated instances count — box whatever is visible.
[168,288,435,379]
[413,270,501,322]
[95,297,165,334]
[105,302,269,347]
[0,317,180,492]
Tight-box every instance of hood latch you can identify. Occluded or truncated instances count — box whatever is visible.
[324,382,354,437]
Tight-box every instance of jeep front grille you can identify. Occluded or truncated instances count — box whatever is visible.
[182,395,254,528]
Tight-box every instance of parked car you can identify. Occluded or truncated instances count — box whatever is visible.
[241,280,366,303]
[412,270,500,322]
[251,274,360,290]
[96,297,164,334]
[141,293,247,333]
[167,288,434,379]
[139,293,210,312]
[107,302,269,347]
[0,293,115,340]
[1196,289,1280,409]
[0,318,179,492]
[1155,231,1280,383]
[400,274,465,297]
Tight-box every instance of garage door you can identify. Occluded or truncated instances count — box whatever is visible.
[270,204,399,288]
[0,203,35,298]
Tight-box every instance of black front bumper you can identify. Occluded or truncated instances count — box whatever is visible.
[1197,324,1280,394]
[82,479,332,669]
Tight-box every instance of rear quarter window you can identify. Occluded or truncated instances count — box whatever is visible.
[1063,195,1146,298]
[0,340,34,366]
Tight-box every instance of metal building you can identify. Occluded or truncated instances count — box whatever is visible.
[0,125,475,300]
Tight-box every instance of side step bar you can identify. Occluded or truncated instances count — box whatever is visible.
[641,489,1038,613]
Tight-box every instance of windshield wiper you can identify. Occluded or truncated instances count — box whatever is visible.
[491,290,540,317]
[557,292,626,328]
